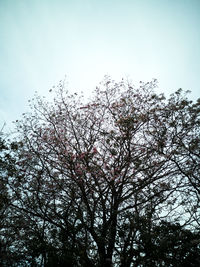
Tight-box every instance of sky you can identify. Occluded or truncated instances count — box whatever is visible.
[0,0,200,132]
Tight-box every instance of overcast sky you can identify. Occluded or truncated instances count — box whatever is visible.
[0,0,200,132]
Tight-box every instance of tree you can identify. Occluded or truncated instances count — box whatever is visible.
[0,135,22,266]
[0,136,9,265]
[5,77,200,266]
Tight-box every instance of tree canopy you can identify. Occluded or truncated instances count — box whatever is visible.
[1,77,200,266]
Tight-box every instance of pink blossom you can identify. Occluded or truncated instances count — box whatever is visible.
[93,147,98,154]
[75,166,82,176]
[71,154,76,160]
[43,134,47,140]
[80,152,86,159]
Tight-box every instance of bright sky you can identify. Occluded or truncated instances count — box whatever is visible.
[0,0,200,132]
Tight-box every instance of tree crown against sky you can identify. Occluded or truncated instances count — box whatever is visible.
[1,77,200,266]
[1,0,200,131]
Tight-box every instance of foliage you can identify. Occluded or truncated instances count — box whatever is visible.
[1,77,200,266]
[0,136,20,266]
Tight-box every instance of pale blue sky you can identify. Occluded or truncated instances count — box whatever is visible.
[0,0,200,131]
